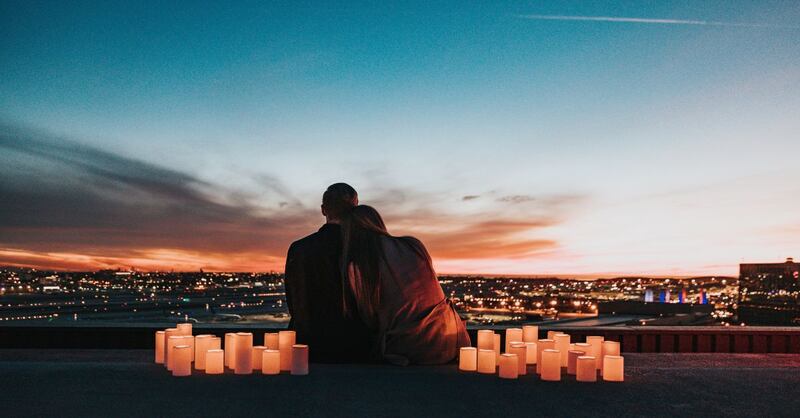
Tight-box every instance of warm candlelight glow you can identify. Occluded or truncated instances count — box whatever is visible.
[205,349,224,375]
[194,335,213,370]
[163,328,179,367]
[540,349,561,381]
[262,349,281,375]
[264,332,279,350]
[181,335,195,362]
[505,328,523,352]
[546,331,557,340]
[234,332,253,375]
[524,342,537,365]
[477,330,494,350]
[601,341,621,375]
[536,339,554,374]
[224,332,237,369]
[176,323,192,336]
[498,354,519,379]
[291,344,309,375]
[493,334,501,361]
[252,346,267,370]
[278,330,296,371]
[576,356,597,382]
[154,331,165,364]
[603,355,624,382]
[166,335,183,371]
[477,349,496,374]
[586,336,604,369]
[522,325,538,343]
[567,350,585,375]
[554,333,570,367]
[459,347,477,371]
[508,342,527,375]
[172,345,192,377]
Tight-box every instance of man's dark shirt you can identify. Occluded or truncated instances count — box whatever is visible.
[284,223,372,362]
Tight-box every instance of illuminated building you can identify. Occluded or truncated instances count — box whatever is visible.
[738,258,800,325]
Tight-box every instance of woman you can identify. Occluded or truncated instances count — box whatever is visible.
[341,205,471,365]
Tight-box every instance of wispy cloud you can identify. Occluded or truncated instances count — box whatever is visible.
[517,14,799,29]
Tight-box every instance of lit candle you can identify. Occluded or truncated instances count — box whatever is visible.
[540,349,561,381]
[210,337,221,351]
[224,333,237,368]
[264,332,279,350]
[554,333,570,367]
[493,334,501,361]
[536,339,554,374]
[498,354,519,379]
[278,330,296,371]
[602,355,624,382]
[508,342,527,375]
[574,342,591,356]
[567,350,585,375]
[524,342,537,365]
[252,346,267,370]
[166,335,184,371]
[601,341,621,375]
[586,336,604,369]
[477,330,494,350]
[477,349,496,374]
[182,335,195,362]
[154,331,165,364]
[291,344,309,375]
[234,332,253,374]
[262,349,281,375]
[176,323,192,336]
[172,345,192,377]
[547,331,557,340]
[459,347,477,371]
[505,328,523,352]
[522,325,538,343]
[163,328,179,367]
[576,356,596,382]
[205,349,224,374]
[194,335,213,370]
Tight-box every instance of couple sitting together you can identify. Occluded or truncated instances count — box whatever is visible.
[284,183,471,365]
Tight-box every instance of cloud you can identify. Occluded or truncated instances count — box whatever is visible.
[461,195,480,201]
[517,14,799,29]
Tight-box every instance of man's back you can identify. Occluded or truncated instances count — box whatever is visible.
[284,223,372,362]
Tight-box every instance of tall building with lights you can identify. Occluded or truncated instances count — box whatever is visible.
[738,258,800,325]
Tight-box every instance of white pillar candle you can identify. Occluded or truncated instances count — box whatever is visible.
[210,336,221,350]
[505,328,523,353]
[262,349,281,375]
[205,349,224,375]
[163,328,179,367]
[172,345,192,377]
[166,335,184,371]
[477,330,494,350]
[547,330,557,340]
[576,356,596,382]
[601,341,621,375]
[586,336,604,369]
[522,325,538,343]
[574,342,591,356]
[224,333,237,368]
[176,323,192,336]
[567,350,585,375]
[234,332,253,374]
[508,342,527,375]
[536,339,554,374]
[540,349,561,381]
[554,333,570,367]
[603,355,624,382]
[524,342,537,365]
[477,349,496,374]
[291,344,309,375]
[493,334,501,361]
[182,335,195,362]
[498,354,519,379]
[278,330,296,371]
[194,335,213,370]
[252,346,267,370]
[155,331,165,364]
[459,347,477,371]
[264,332,279,350]
[569,343,576,351]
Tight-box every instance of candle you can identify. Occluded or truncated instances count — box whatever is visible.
[278,330,296,371]
[205,349,224,375]
[182,335,195,362]
[536,339,554,374]
[262,349,281,375]
[586,336,604,369]
[291,344,309,375]
[459,347,477,371]
[172,345,192,377]
[508,342,527,375]
[567,350,585,375]
[540,349,561,381]
[522,325,538,343]
[163,328,179,367]
[575,342,591,355]
[234,332,253,374]
[477,330,494,350]
[154,331,165,364]
[576,356,596,382]
[194,335,213,370]
[546,330,557,340]
[493,334,501,361]
[525,342,537,365]
[224,333,237,368]
[211,336,221,350]
[252,346,267,370]
[554,333,570,367]
[498,354,519,379]
[602,355,624,382]
[264,332,279,350]
[601,341,621,375]
[166,335,184,371]
[176,323,192,336]
[505,328,523,353]
[477,349,496,374]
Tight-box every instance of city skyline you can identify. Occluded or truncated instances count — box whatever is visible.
[2,1,799,275]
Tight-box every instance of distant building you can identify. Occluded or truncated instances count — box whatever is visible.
[738,258,800,325]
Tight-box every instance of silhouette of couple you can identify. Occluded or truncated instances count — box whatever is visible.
[284,183,471,365]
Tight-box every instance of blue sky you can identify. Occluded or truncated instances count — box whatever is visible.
[1,1,799,274]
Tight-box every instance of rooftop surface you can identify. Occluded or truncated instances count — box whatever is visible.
[2,350,799,417]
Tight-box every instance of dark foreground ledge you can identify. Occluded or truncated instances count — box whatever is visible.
[1,350,799,418]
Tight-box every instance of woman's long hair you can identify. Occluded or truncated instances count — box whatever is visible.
[340,205,390,326]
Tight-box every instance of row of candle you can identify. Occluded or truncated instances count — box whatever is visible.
[460,326,624,382]
[154,324,309,377]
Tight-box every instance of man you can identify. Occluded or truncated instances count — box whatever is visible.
[284,183,372,362]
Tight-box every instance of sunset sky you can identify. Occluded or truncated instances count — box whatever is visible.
[1,1,799,276]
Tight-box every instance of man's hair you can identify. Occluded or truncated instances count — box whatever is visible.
[322,183,358,220]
